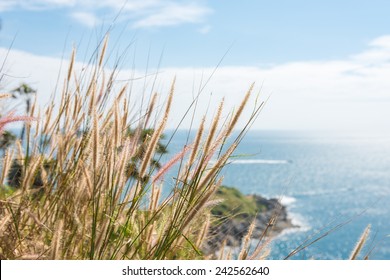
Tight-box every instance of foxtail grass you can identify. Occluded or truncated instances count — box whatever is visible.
[0,39,263,260]
[350,224,371,260]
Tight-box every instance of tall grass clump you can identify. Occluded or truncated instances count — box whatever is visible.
[0,40,263,260]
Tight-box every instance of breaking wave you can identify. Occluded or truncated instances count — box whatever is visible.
[228,159,291,165]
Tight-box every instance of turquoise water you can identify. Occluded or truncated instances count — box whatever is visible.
[5,128,388,259]
[165,130,390,260]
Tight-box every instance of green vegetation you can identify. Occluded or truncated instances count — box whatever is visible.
[0,131,16,150]
[212,186,265,220]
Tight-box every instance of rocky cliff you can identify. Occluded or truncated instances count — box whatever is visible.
[203,186,296,255]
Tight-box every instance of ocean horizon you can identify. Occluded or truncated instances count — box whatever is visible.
[3,128,389,259]
[163,129,390,260]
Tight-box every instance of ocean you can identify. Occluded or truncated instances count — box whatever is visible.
[164,130,390,260]
[5,128,389,259]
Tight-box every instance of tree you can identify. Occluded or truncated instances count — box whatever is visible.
[126,128,168,183]
[0,130,16,149]
[12,83,36,141]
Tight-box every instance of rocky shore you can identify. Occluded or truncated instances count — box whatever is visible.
[203,186,297,256]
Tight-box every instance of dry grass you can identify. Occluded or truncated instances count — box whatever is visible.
[0,39,263,260]
[1,37,371,261]
[350,224,371,260]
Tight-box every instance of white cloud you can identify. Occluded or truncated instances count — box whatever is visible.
[352,35,390,63]
[97,0,165,11]
[0,0,165,11]
[0,0,76,11]
[0,1,16,11]
[1,35,390,134]
[132,3,212,28]
[1,0,212,29]
[70,11,100,27]
[369,35,390,48]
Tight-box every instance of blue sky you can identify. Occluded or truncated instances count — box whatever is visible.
[1,0,390,133]
[2,0,390,66]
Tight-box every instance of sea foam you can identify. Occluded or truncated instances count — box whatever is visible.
[228,159,291,165]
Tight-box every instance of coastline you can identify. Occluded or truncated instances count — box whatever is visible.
[203,188,298,256]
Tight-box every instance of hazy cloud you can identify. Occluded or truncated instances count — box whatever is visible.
[1,35,390,132]
[70,11,101,27]
[352,35,390,63]
[0,0,76,11]
[197,25,211,34]
[0,0,212,29]
[132,3,212,28]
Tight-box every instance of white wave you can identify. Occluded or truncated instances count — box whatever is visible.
[289,212,311,232]
[277,213,311,238]
[297,187,353,197]
[228,159,291,165]
[280,196,296,206]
